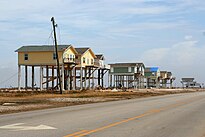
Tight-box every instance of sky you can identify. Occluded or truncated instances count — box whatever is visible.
[0,0,205,87]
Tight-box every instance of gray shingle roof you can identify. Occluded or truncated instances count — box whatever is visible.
[109,63,145,68]
[15,45,71,52]
[96,54,104,60]
[75,48,89,55]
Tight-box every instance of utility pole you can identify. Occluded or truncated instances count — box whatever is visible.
[51,17,63,94]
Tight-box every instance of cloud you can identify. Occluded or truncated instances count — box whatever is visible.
[184,35,193,40]
[0,0,205,88]
[141,38,200,67]
[141,37,205,84]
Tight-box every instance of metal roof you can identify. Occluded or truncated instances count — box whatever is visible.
[15,45,71,52]
[145,67,159,72]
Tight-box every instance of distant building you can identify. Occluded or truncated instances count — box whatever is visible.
[109,63,145,89]
[181,78,201,88]
[159,71,175,88]
[144,67,160,88]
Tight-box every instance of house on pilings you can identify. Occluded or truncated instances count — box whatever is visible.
[144,67,160,88]
[74,48,109,90]
[15,45,109,91]
[108,63,145,89]
[159,71,175,88]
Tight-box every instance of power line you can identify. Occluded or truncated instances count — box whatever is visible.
[57,25,61,44]
[0,72,18,85]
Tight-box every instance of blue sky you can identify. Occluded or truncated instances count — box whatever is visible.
[0,0,205,87]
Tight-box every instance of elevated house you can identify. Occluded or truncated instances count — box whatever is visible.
[95,54,105,68]
[74,47,96,90]
[73,48,109,89]
[75,48,96,68]
[15,45,109,91]
[15,45,77,91]
[144,67,160,88]
[181,78,201,88]
[108,63,145,89]
[95,54,109,87]
[159,71,175,88]
[160,71,168,88]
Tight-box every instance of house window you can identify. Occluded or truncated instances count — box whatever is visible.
[128,67,131,72]
[111,67,114,73]
[24,53,28,61]
[73,55,75,61]
[70,54,72,61]
[53,53,57,60]
[83,57,85,63]
[87,59,89,64]
[91,59,94,64]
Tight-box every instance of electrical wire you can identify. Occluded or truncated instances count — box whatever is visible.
[0,72,18,86]
[57,25,61,45]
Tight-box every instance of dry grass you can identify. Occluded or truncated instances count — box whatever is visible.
[0,88,204,114]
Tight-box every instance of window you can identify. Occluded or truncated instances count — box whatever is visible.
[91,59,94,64]
[70,54,72,60]
[111,67,114,72]
[73,55,75,61]
[24,53,28,61]
[53,53,57,60]
[87,59,89,64]
[128,67,131,72]
[83,57,85,63]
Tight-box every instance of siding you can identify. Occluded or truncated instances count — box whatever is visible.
[18,51,63,65]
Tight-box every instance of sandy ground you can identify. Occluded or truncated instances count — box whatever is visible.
[0,88,204,115]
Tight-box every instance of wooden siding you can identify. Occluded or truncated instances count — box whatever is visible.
[76,49,95,67]
[18,51,64,65]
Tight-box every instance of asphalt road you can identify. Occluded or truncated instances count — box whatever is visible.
[1,92,205,137]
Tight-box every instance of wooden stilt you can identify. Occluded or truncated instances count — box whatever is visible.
[109,74,112,88]
[40,66,43,91]
[56,68,59,89]
[115,75,117,88]
[61,64,65,91]
[101,69,104,88]
[52,66,54,90]
[80,67,83,90]
[98,69,100,86]
[18,65,21,91]
[70,69,72,90]
[92,68,94,89]
[32,66,34,90]
[84,68,87,89]
[64,69,67,90]
[73,68,76,90]
[88,68,91,89]
[67,69,70,90]
[46,65,49,90]
[25,65,28,90]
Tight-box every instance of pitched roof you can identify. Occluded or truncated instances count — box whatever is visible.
[145,67,159,72]
[181,78,194,82]
[96,54,104,60]
[109,62,145,68]
[15,45,71,52]
[75,48,89,55]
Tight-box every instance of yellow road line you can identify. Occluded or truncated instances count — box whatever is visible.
[64,95,205,137]
[64,130,88,137]
[74,112,152,137]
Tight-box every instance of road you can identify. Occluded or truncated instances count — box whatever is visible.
[1,92,205,137]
